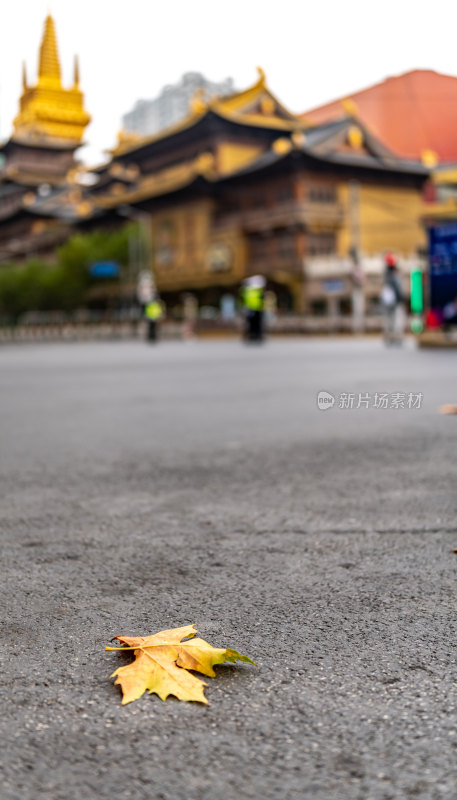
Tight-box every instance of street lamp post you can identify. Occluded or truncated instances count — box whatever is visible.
[116,205,155,309]
[349,180,365,334]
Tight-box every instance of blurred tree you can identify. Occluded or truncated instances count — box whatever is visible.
[0,224,135,322]
[0,265,29,322]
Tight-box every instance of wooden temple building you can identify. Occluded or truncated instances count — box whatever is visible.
[0,14,429,317]
[87,69,428,314]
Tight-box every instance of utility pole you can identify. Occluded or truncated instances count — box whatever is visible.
[117,205,155,310]
[349,180,365,334]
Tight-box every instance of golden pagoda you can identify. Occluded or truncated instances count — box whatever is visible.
[13,14,91,144]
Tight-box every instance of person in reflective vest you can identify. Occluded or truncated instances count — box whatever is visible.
[144,298,163,343]
[241,276,266,342]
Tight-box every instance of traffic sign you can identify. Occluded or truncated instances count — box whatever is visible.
[89,261,119,278]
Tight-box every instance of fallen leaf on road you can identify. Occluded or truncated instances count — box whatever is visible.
[439,405,457,415]
[106,624,256,705]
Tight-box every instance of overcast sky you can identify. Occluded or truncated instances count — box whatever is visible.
[1,0,456,165]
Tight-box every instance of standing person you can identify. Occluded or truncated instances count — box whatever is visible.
[381,253,406,345]
[144,296,163,343]
[240,276,266,343]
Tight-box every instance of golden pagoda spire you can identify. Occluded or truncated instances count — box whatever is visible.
[38,14,62,87]
[22,61,27,90]
[73,55,80,88]
[13,13,91,144]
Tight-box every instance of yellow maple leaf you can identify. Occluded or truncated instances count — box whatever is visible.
[106,624,256,705]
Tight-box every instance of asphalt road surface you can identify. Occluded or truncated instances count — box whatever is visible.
[1,337,457,800]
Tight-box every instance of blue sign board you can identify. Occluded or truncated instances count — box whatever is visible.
[428,225,457,308]
[322,279,344,293]
[89,261,120,279]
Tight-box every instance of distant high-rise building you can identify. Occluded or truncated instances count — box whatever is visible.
[122,72,235,137]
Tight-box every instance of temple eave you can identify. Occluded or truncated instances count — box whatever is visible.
[8,132,84,151]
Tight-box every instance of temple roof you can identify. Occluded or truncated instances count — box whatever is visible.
[0,167,69,188]
[97,160,208,209]
[88,116,427,216]
[0,136,80,156]
[218,128,428,183]
[211,67,298,124]
[111,69,301,158]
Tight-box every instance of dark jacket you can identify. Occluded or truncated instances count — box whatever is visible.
[385,266,405,304]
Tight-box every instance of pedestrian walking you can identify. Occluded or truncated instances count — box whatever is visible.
[240,276,266,343]
[144,296,163,343]
[381,253,406,345]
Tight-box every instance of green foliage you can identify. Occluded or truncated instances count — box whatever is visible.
[56,227,131,280]
[0,225,135,323]
[0,265,29,321]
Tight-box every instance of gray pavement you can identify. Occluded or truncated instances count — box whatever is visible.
[1,337,457,800]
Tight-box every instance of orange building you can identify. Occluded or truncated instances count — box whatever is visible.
[302,70,457,165]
